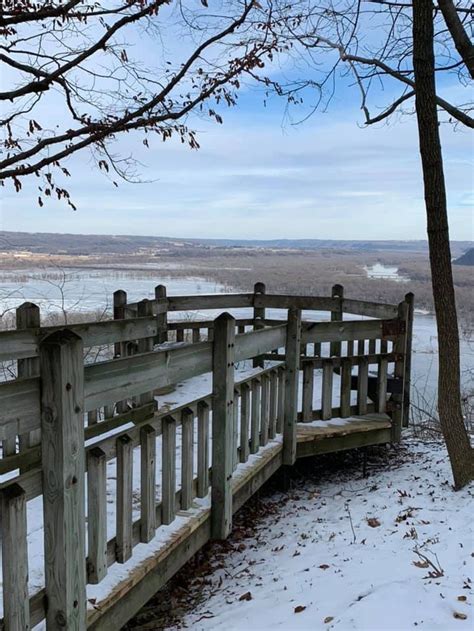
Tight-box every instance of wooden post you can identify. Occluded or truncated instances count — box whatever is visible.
[391,301,409,441]
[1,483,29,630]
[330,284,343,357]
[39,329,86,630]
[87,447,107,584]
[138,299,156,408]
[403,292,415,427]
[114,290,128,414]
[16,302,41,462]
[211,312,235,539]
[253,282,266,368]
[283,308,301,465]
[113,289,127,358]
[155,284,168,344]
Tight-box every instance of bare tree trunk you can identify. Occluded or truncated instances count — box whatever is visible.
[412,0,473,489]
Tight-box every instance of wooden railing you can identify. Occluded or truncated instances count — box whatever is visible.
[0,284,414,631]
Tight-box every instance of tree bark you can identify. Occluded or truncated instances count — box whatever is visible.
[412,0,473,489]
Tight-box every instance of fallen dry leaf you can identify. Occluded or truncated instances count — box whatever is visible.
[294,605,306,614]
[324,616,334,624]
[367,517,381,528]
[453,612,467,620]
[413,560,429,569]
[457,596,467,602]
[239,592,252,602]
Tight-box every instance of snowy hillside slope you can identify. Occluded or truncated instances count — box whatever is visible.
[127,437,473,631]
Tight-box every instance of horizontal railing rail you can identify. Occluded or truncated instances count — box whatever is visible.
[0,291,401,362]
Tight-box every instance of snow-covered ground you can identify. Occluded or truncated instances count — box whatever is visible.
[128,437,473,631]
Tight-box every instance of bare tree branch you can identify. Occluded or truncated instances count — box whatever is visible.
[438,0,474,78]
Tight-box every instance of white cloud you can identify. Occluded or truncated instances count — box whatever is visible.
[1,104,472,240]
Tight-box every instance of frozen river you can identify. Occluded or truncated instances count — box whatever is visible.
[1,267,472,408]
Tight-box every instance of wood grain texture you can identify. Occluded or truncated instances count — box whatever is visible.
[211,313,235,539]
[197,401,210,498]
[180,408,194,511]
[140,425,157,543]
[39,329,86,630]
[87,447,108,584]
[283,308,301,465]
[0,483,30,630]
[116,435,133,563]
[161,416,176,525]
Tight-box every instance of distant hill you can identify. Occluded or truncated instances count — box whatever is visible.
[0,230,472,257]
[453,247,474,266]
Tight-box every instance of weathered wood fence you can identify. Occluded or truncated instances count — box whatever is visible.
[0,284,414,630]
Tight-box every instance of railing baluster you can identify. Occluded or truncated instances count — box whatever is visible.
[268,370,278,438]
[340,357,352,418]
[233,388,239,469]
[87,447,107,583]
[260,373,270,446]
[357,357,369,415]
[302,361,314,422]
[181,408,194,510]
[322,359,333,420]
[277,366,285,434]
[240,382,250,462]
[140,425,156,543]
[116,435,133,563]
[197,401,210,497]
[377,357,388,413]
[162,415,177,525]
[1,483,29,630]
[250,378,261,454]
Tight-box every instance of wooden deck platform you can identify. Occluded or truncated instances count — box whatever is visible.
[296,414,393,458]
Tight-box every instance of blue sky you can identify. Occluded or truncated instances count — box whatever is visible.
[1,5,473,241]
